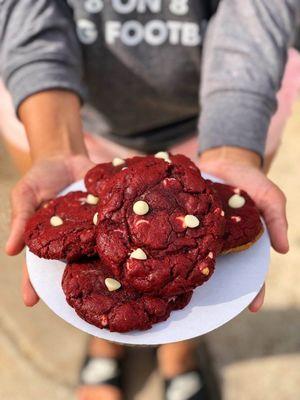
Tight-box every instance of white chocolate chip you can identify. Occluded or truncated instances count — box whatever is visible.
[112,157,125,167]
[208,252,214,259]
[93,212,99,225]
[202,267,210,276]
[155,151,169,159]
[104,278,121,292]
[133,200,149,216]
[231,216,241,223]
[154,151,171,163]
[130,248,147,260]
[221,210,225,217]
[228,194,246,209]
[50,216,63,227]
[86,194,99,205]
[184,215,200,228]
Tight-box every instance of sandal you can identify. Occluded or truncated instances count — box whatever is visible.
[164,369,209,400]
[79,354,123,390]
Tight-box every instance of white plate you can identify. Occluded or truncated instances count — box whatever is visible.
[27,176,270,345]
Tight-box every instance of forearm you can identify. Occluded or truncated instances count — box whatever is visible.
[19,90,87,162]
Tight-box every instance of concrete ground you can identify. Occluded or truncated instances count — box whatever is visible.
[0,101,299,400]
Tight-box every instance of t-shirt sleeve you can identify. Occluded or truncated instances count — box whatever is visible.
[198,0,300,159]
[0,0,85,113]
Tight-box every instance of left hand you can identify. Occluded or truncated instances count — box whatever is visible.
[6,154,95,307]
[199,147,289,312]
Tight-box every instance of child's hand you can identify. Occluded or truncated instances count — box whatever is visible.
[6,154,94,306]
[199,147,289,313]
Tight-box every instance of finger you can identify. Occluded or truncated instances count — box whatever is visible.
[5,182,38,256]
[258,186,289,254]
[248,284,265,313]
[22,263,39,307]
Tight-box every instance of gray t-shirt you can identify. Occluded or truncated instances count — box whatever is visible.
[0,0,299,157]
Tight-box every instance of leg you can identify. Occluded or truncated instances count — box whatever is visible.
[157,340,199,378]
[157,340,209,400]
[88,338,124,359]
[77,338,125,400]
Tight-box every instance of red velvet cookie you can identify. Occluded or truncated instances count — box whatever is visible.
[25,191,98,261]
[62,259,192,332]
[96,154,225,297]
[211,182,264,254]
[84,156,144,195]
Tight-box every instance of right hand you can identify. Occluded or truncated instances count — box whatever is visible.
[199,147,289,313]
[6,154,94,307]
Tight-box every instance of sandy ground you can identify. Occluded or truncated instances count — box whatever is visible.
[0,101,299,400]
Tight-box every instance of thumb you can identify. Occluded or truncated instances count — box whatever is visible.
[6,182,38,256]
[258,184,289,254]
[248,284,265,312]
[22,262,39,307]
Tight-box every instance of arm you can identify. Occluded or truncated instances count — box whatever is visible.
[199,0,300,159]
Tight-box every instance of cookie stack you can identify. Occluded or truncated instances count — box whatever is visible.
[25,153,263,332]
